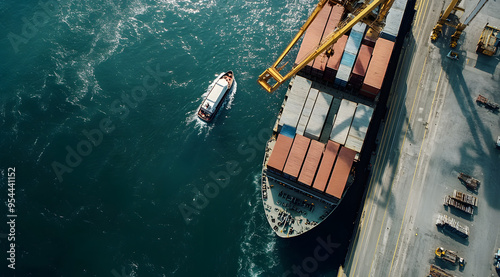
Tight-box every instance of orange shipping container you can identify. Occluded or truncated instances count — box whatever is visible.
[283,134,311,180]
[351,45,373,78]
[361,38,394,95]
[311,5,345,77]
[312,140,340,192]
[295,5,333,70]
[325,146,356,199]
[267,134,294,173]
[298,140,325,186]
[323,35,348,81]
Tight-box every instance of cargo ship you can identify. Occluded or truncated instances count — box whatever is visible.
[261,1,410,238]
[198,71,234,122]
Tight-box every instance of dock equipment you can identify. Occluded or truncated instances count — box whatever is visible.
[495,248,500,270]
[435,247,466,267]
[457,172,480,191]
[444,195,473,214]
[430,0,489,48]
[476,94,499,110]
[436,214,469,238]
[257,0,396,93]
[476,24,500,56]
[452,190,477,206]
[429,264,455,277]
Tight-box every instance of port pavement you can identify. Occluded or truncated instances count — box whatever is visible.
[343,0,500,276]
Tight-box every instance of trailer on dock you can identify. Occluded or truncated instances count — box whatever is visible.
[436,214,469,238]
[428,264,455,277]
[452,190,478,206]
[476,94,499,110]
[457,172,480,191]
[435,247,465,267]
[444,195,474,215]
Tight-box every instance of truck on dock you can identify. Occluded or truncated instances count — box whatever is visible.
[452,190,478,206]
[444,195,474,214]
[458,172,480,191]
[435,247,465,267]
[428,264,455,277]
[476,94,499,110]
[436,214,469,238]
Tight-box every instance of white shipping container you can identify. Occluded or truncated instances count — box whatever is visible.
[352,22,367,34]
[304,92,333,140]
[391,0,409,11]
[334,64,352,87]
[296,88,319,135]
[380,8,404,41]
[278,76,312,129]
[345,104,374,152]
[330,99,357,145]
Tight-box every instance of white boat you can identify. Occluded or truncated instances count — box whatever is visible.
[197,71,234,122]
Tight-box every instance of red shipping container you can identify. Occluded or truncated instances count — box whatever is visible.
[323,35,348,82]
[283,134,310,179]
[298,140,325,186]
[295,5,333,72]
[361,38,394,96]
[312,140,340,192]
[311,4,345,77]
[325,146,356,199]
[267,134,294,173]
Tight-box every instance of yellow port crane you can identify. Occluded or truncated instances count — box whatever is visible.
[431,0,489,48]
[257,0,395,93]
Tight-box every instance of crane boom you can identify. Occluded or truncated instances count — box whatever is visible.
[257,0,392,93]
[451,0,488,47]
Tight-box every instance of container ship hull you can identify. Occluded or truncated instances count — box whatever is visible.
[261,0,411,238]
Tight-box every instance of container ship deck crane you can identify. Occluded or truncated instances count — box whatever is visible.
[431,0,489,48]
[257,0,395,93]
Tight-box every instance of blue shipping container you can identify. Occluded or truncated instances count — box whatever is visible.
[340,52,356,68]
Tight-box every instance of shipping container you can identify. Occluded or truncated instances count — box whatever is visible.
[361,38,395,96]
[334,64,352,87]
[350,45,374,86]
[380,8,404,42]
[283,134,310,181]
[304,92,333,141]
[344,104,374,153]
[313,140,340,192]
[344,23,365,55]
[323,35,348,81]
[295,5,333,73]
[298,140,325,186]
[391,0,409,12]
[325,146,356,199]
[281,124,296,139]
[279,76,312,130]
[267,134,294,174]
[296,88,319,135]
[311,5,345,78]
[330,99,357,144]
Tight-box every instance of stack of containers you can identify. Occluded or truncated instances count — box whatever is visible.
[278,76,312,131]
[298,140,325,187]
[311,4,345,78]
[344,104,374,153]
[349,44,374,88]
[360,38,394,99]
[295,5,333,74]
[335,22,366,87]
[266,132,294,175]
[323,35,348,81]
[325,146,356,199]
[283,134,311,181]
[296,89,319,135]
[380,8,404,42]
[304,92,333,141]
[329,99,357,145]
[312,140,340,193]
